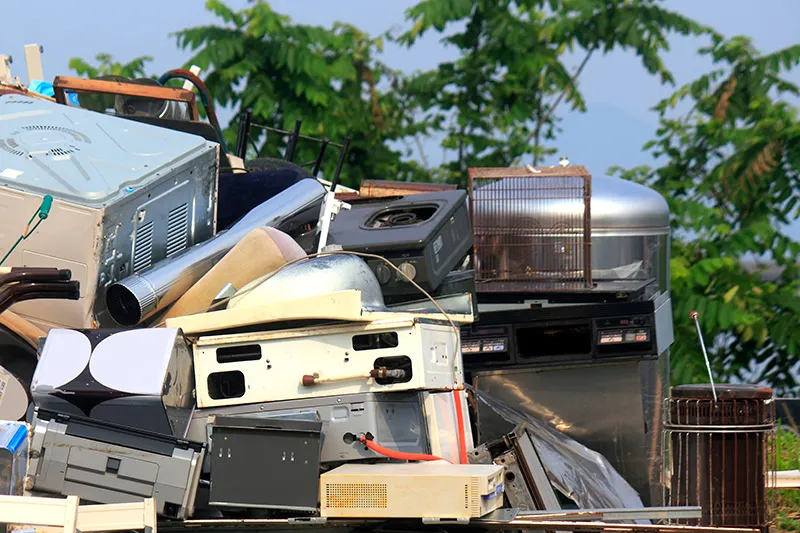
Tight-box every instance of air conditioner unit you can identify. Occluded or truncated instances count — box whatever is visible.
[320,461,504,520]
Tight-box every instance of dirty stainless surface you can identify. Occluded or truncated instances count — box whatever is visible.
[473,352,669,507]
[229,254,386,311]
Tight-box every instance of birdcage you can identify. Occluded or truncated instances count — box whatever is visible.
[467,166,592,293]
[662,384,777,533]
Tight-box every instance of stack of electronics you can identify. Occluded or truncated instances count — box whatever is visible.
[0,93,504,521]
[0,67,687,526]
[23,274,501,520]
[463,166,675,507]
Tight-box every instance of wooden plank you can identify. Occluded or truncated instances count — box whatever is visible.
[0,495,157,533]
[52,76,199,120]
[359,179,456,198]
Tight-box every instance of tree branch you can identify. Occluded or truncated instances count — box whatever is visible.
[414,133,430,169]
[515,46,596,162]
[540,46,595,129]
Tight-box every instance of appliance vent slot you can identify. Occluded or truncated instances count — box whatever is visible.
[20,125,91,143]
[464,484,469,509]
[166,203,189,257]
[469,479,480,516]
[133,221,154,273]
[6,100,33,104]
[50,146,79,156]
[0,140,23,157]
[324,483,387,509]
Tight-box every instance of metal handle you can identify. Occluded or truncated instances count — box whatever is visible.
[689,310,718,402]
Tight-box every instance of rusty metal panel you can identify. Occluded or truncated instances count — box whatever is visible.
[468,166,592,293]
[663,385,777,532]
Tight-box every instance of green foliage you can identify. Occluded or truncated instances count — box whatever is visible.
[69,3,800,395]
[775,426,800,531]
[170,0,427,188]
[395,0,708,185]
[68,53,153,79]
[611,36,800,394]
[67,54,155,114]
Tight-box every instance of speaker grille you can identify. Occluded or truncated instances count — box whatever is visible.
[324,483,388,509]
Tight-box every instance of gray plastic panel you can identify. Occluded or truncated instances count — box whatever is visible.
[0,95,212,206]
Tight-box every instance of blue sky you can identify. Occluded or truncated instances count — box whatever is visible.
[3,0,800,238]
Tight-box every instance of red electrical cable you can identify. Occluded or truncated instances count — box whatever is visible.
[358,436,451,463]
[453,389,469,464]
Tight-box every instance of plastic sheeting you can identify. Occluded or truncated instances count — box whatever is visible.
[470,385,649,524]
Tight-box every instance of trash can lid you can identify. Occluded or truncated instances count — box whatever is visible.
[671,383,773,400]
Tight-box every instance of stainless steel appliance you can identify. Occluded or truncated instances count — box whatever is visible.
[469,292,673,506]
[0,94,219,330]
[470,169,670,305]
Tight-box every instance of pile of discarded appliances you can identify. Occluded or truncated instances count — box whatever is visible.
[0,48,774,533]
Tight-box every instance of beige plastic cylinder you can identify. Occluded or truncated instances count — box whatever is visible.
[163,227,306,320]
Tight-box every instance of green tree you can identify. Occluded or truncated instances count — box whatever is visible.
[395,0,707,185]
[68,53,153,79]
[611,36,800,394]
[67,53,155,114]
[172,0,426,188]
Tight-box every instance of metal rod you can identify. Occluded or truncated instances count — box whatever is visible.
[689,310,718,402]
[330,135,350,193]
[476,519,759,533]
[312,139,330,177]
[235,108,252,159]
[517,506,703,521]
[249,122,346,149]
[174,518,757,533]
[284,119,302,162]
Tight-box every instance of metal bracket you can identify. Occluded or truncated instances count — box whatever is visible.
[316,190,351,253]
[421,517,470,525]
[476,507,520,523]
[287,517,327,525]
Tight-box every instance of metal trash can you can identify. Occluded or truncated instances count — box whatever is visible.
[664,384,776,532]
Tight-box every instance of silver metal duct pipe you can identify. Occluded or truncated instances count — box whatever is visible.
[106,178,326,326]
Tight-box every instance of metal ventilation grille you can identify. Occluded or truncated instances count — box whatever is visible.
[663,385,776,531]
[166,203,190,257]
[132,221,154,273]
[324,483,388,509]
[0,140,23,157]
[468,166,592,293]
[469,479,480,517]
[20,125,91,143]
[50,146,80,156]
